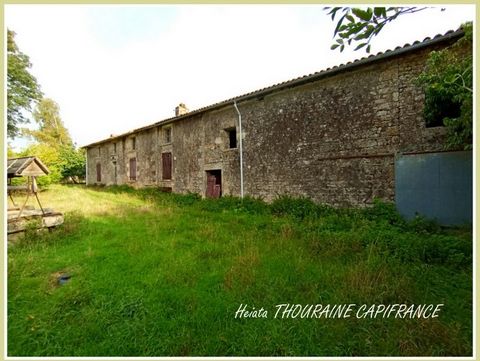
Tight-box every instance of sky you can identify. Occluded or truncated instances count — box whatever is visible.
[5,4,475,148]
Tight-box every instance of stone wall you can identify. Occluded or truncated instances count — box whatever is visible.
[86,107,242,197]
[86,42,456,206]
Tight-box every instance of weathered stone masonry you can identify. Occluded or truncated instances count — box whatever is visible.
[85,30,466,207]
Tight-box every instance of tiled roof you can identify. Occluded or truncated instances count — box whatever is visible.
[83,27,464,148]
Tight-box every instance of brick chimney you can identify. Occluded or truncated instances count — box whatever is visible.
[175,103,189,116]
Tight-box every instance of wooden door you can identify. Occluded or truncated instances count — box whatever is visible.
[206,174,216,198]
[162,153,172,180]
[206,170,221,198]
[96,163,101,182]
[129,158,136,181]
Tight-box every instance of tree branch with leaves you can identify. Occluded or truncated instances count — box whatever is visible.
[325,7,431,53]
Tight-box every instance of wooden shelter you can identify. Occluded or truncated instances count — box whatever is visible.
[8,156,50,179]
[7,157,63,237]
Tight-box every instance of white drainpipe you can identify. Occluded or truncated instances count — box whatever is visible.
[85,149,89,185]
[233,100,244,198]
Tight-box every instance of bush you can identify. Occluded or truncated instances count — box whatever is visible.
[408,215,441,234]
[271,195,333,220]
[199,195,269,214]
[361,199,406,227]
[172,192,202,206]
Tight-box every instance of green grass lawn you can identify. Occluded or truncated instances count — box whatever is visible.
[7,184,472,356]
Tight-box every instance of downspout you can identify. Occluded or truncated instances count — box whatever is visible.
[85,148,89,186]
[233,101,244,198]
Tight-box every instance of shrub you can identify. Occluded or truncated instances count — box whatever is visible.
[172,192,201,206]
[361,199,406,227]
[197,195,268,215]
[271,195,333,220]
[408,214,441,234]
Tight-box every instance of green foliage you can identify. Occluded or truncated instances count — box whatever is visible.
[7,29,43,138]
[58,146,86,180]
[25,98,73,147]
[16,143,62,186]
[7,145,16,158]
[171,192,202,206]
[362,199,406,227]
[8,185,472,356]
[408,214,441,234]
[12,144,85,185]
[13,96,84,183]
[325,7,428,53]
[199,195,270,214]
[271,195,334,219]
[325,7,472,150]
[416,22,473,150]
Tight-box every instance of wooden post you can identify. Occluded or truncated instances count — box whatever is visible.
[17,177,31,219]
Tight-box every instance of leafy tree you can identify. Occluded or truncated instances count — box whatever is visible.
[416,22,472,150]
[19,97,86,184]
[7,29,43,138]
[58,146,86,182]
[14,142,86,186]
[325,7,429,53]
[16,143,63,186]
[25,98,73,147]
[7,145,16,158]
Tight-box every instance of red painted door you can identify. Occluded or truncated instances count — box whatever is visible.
[206,174,216,198]
[206,171,221,198]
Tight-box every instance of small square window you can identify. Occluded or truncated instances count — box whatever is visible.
[226,128,237,149]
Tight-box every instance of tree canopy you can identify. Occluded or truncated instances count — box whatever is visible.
[18,97,86,184]
[7,29,43,139]
[26,98,73,147]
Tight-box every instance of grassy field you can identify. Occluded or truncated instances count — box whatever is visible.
[7,185,472,356]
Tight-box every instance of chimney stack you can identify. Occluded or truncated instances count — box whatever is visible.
[175,103,189,116]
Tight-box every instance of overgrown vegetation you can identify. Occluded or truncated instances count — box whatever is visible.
[8,185,472,356]
[416,22,473,150]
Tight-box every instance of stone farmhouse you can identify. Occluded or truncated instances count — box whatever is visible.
[84,29,468,207]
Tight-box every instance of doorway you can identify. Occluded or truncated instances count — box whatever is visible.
[206,170,222,198]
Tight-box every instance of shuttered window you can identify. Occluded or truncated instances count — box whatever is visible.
[162,152,172,180]
[96,163,101,182]
[129,158,137,181]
